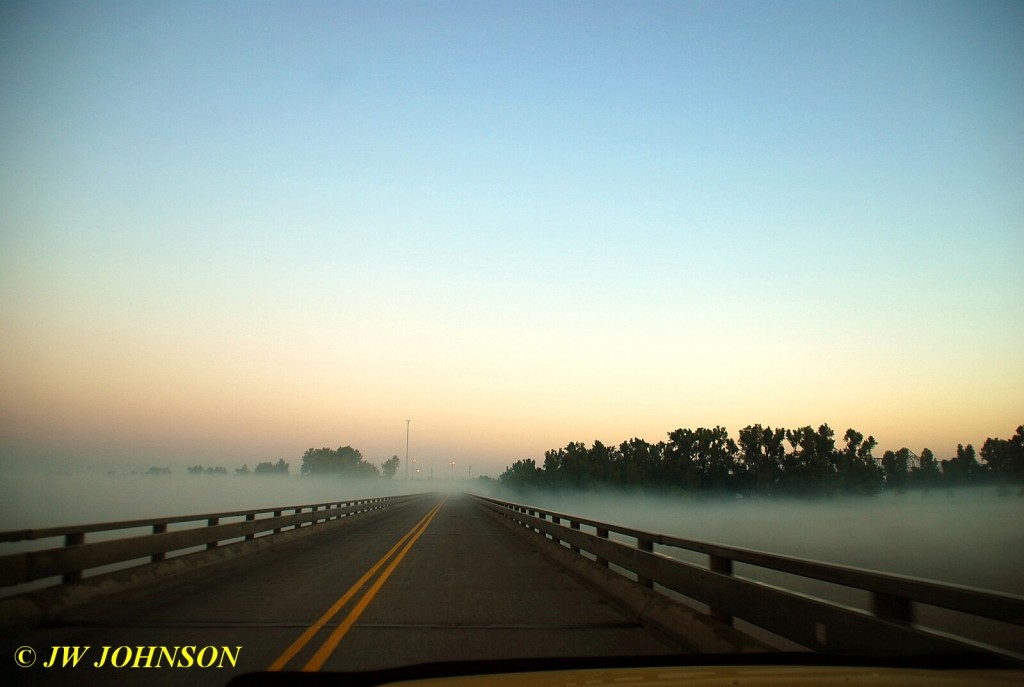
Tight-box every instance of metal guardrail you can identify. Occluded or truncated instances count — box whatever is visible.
[0,495,417,588]
[475,495,1024,662]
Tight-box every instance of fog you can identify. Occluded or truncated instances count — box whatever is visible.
[0,469,423,532]
[3,472,1021,597]
[2,470,1022,653]
[504,487,1024,596]
[494,487,1024,654]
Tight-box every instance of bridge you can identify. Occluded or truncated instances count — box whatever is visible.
[2,492,1022,686]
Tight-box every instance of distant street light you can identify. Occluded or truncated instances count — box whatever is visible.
[405,419,411,481]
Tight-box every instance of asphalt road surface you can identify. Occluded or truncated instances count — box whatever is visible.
[4,493,678,686]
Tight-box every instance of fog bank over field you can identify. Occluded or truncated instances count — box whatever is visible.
[3,467,1021,597]
[508,488,1024,595]
[0,469,418,531]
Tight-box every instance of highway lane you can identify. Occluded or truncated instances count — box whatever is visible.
[4,493,677,686]
[311,494,678,672]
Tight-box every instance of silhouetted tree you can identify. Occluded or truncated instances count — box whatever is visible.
[616,437,663,485]
[981,426,1024,484]
[910,448,941,489]
[783,425,837,495]
[838,429,882,494]
[300,446,379,476]
[692,426,738,491]
[544,442,591,488]
[500,458,542,489]
[881,448,911,492]
[254,459,289,475]
[665,428,702,491]
[738,424,785,495]
[381,455,401,479]
[942,444,982,486]
[542,447,564,481]
[586,440,615,486]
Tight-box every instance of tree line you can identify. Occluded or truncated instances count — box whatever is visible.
[179,459,292,476]
[499,424,1024,496]
[143,447,403,479]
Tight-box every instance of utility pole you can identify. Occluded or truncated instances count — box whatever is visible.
[404,419,410,481]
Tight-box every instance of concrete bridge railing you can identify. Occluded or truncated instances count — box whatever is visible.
[0,494,419,590]
[475,494,1024,663]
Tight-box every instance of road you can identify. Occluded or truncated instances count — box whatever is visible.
[4,493,679,686]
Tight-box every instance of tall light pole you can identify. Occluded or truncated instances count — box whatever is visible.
[404,419,411,481]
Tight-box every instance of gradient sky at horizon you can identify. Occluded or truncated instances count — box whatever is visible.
[2,0,1022,478]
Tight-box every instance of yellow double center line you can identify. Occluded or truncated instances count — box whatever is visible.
[269,498,446,672]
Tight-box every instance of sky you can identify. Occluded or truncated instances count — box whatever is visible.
[1,0,1022,478]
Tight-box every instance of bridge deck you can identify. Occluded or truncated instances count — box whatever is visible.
[5,494,677,686]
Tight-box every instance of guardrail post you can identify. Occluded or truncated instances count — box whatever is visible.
[873,592,913,624]
[245,513,256,541]
[709,555,733,625]
[152,524,167,561]
[207,517,219,549]
[570,521,581,553]
[63,533,84,583]
[637,537,654,588]
[274,510,282,534]
[596,528,609,567]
